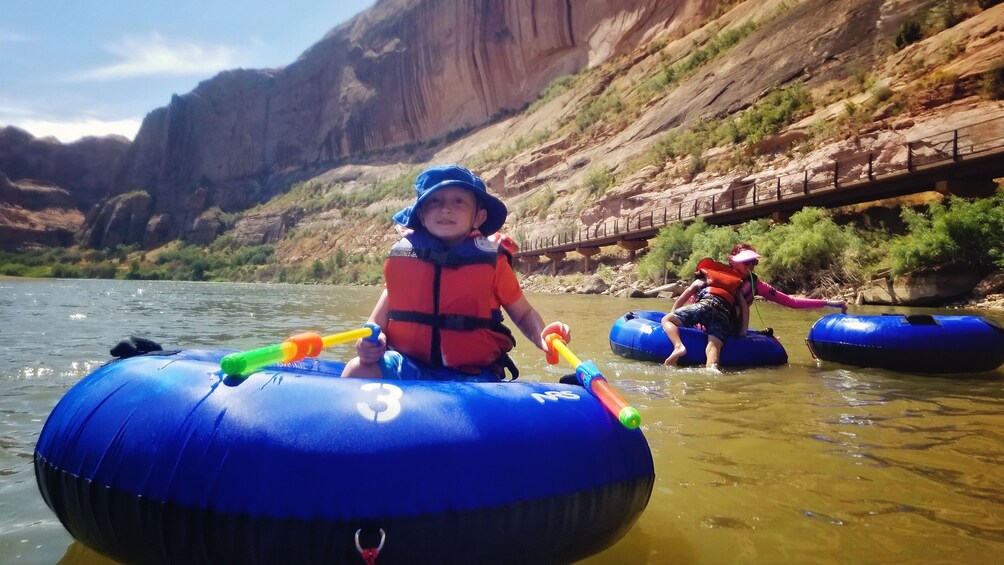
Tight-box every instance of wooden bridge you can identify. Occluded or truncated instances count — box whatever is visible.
[515,115,1004,271]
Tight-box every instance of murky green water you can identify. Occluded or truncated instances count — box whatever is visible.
[2,278,1002,564]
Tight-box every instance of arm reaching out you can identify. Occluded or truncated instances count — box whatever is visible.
[756,279,846,313]
[504,295,569,351]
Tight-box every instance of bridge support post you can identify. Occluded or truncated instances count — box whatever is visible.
[935,178,998,198]
[544,252,566,275]
[617,240,648,260]
[576,247,600,272]
[515,254,540,276]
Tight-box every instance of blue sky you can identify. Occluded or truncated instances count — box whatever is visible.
[1,1,375,143]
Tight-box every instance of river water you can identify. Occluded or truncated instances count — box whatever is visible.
[2,278,1003,564]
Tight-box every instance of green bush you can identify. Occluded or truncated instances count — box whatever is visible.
[583,165,615,196]
[575,93,624,132]
[647,22,758,92]
[0,262,29,276]
[469,129,552,168]
[230,245,275,267]
[752,207,860,289]
[640,207,862,291]
[978,66,1004,100]
[926,0,960,31]
[123,260,143,280]
[50,263,84,278]
[888,190,1004,274]
[322,170,420,214]
[638,219,709,282]
[895,21,922,50]
[527,75,575,114]
[81,262,119,279]
[534,186,557,219]
[887,206,954,275]
[649,124,716,162]
[642,83,812,169]
[733,83,813,144]
[676,225,744,278]
[0,248,92,278]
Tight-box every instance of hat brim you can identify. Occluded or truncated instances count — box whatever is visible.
[730,249,762,263]
[393,180,507,236]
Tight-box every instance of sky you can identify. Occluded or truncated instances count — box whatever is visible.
[1,0,375,143]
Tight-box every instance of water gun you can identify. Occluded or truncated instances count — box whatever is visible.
[544,333,641,429]
[221,323,380,377]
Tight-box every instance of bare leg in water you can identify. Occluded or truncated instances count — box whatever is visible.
[661,313,687,365]
[704,336,723,370]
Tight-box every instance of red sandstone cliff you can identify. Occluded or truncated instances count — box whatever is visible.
[3,0,1002,254]
[0,127,129,248]
[93,0,720,247]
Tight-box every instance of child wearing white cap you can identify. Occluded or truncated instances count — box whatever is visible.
[728,243,847,337]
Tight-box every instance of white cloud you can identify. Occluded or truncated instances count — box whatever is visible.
[75,32,242,80]
[6,118,141,143]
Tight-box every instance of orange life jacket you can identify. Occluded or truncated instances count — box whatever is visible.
[384,232,516,374]
[696,258,744,305]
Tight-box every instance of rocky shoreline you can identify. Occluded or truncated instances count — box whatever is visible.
[517,262,1004,312]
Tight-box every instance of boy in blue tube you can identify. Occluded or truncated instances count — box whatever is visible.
[343,165,568,380]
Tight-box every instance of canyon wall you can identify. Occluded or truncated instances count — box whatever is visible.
[97,0,718,247]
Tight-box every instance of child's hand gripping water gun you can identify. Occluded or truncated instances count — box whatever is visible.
[544,333,641,429]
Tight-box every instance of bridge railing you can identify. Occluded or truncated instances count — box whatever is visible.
[521,115,1004,254]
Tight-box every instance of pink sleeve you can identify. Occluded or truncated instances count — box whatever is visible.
[756,280,826,309]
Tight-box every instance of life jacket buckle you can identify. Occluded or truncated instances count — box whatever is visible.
[355,528,386,564]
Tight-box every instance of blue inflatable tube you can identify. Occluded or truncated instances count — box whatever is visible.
[35,350,654,565]
[806,313,1004,373]
[609,311,788,367]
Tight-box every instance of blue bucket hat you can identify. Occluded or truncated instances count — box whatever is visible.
[392,165,508,236]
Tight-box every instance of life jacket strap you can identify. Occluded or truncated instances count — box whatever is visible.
[396,247,497,268]
[389,310,498,330]
[495,352,520,381]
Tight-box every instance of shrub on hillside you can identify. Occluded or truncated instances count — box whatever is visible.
[752,208,860,290]
[676,225,746,279]
[888,189,1004,275]
[978,66,1004,100]
[527,76,575,114]
[895,21,922,50]
[50,263,84,278]
[648,22,759,92]
[733,83,813,144]
[638,209,860,292]
[575,93,624,132]
[638,220,706,282]
[583,165,615,196]
[81,262,119,279]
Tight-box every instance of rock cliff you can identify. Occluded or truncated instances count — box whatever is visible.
[2,0,1002,261]
[0,127,129,209]
[91,0,721,248]
[0,173,83,249]
[0,127,129,248]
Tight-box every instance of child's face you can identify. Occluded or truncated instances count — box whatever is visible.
[417,187,487,245]
[732,260,757,276]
